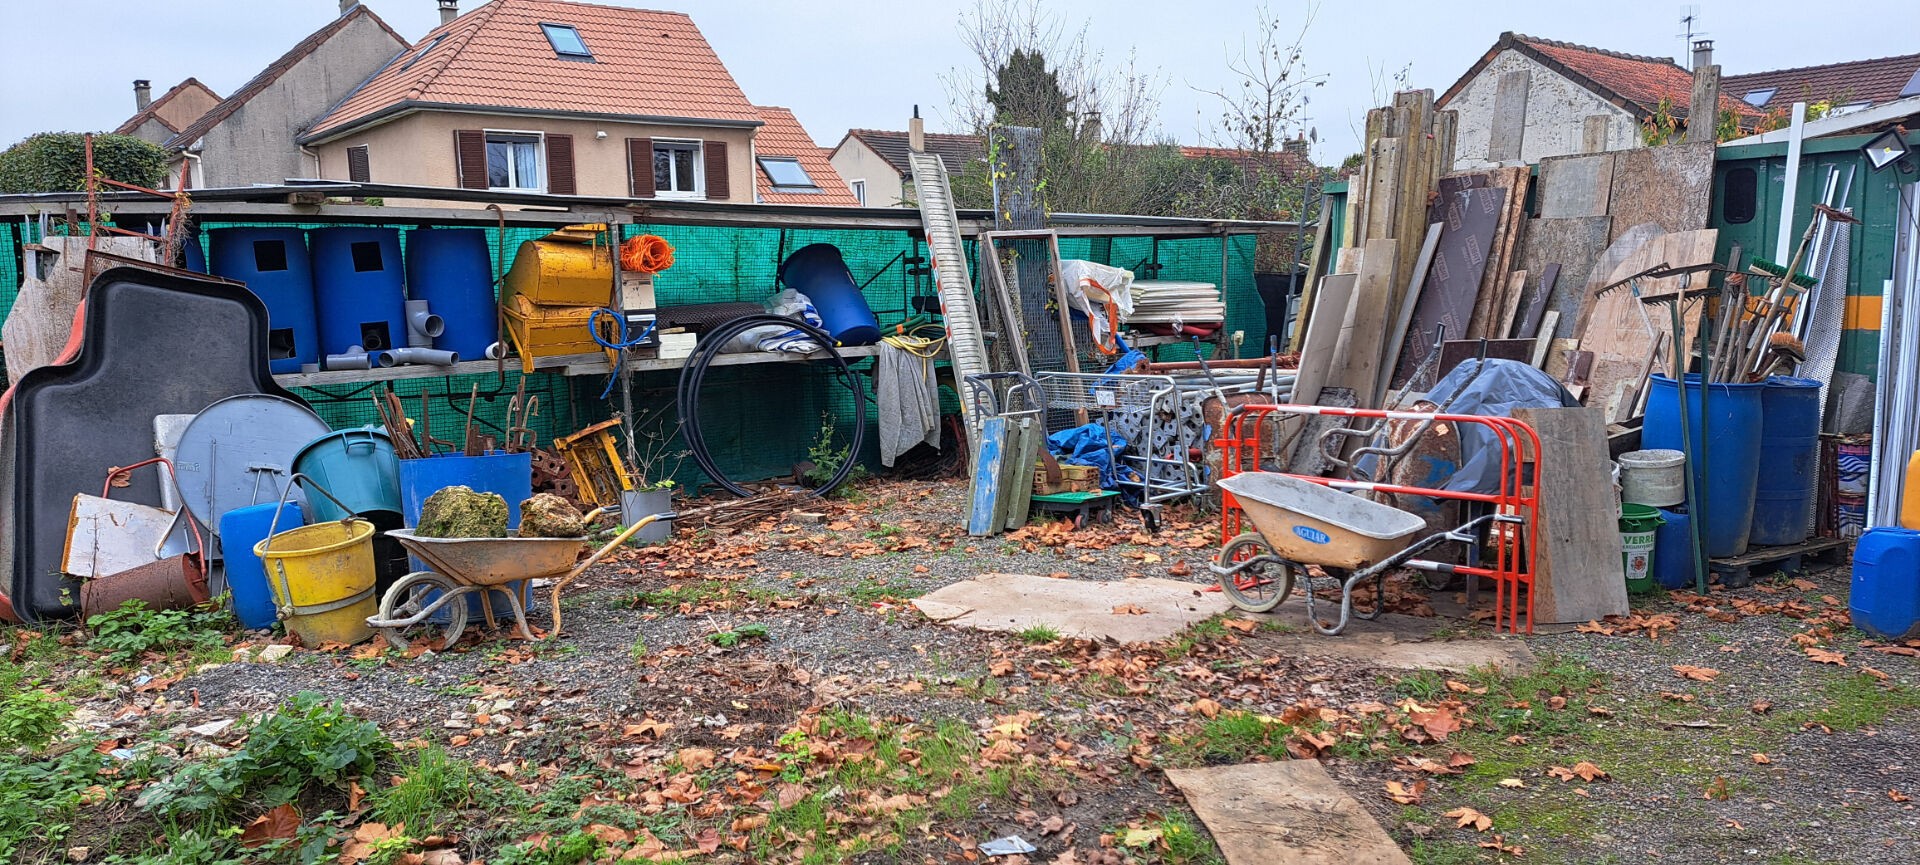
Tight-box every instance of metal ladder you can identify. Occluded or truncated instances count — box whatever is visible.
[908,152,991,420]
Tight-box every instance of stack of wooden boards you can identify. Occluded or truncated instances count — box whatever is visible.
[1290,87,1721,433]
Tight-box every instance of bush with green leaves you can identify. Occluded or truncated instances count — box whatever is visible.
[0,132,169,194]
[86,600,232,666]
[0,690,71,752]
[137,692,388,820]
[0,749,108,860]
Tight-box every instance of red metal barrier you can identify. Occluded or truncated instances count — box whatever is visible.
[1214,404,1542,634]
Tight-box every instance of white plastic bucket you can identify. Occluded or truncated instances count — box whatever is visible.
[1619,449,1685,508]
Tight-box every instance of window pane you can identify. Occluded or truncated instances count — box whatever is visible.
[654,149,672,190]
[541,24,590,57]
[485,141,510,187]
[758,157,813,187]
[674,148,695,191]
[512,140,540,189]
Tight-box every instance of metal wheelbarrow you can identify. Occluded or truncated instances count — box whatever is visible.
[1211,472,1519,635]
[368,508,672,650]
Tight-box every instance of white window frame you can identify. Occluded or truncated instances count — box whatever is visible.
[484,129,546,192]
[849,178,866,206]
[652,138,705,200]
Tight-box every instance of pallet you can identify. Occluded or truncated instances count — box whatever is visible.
[1029,490,1121,529]
[1709,536,1849,586]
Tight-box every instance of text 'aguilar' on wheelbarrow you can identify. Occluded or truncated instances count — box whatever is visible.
[367,508,673,650]
[1210,472,1520,635]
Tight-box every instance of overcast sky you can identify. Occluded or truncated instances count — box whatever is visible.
[1,0,1908,165]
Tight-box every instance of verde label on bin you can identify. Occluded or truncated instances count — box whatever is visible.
[1293,525,1331,545]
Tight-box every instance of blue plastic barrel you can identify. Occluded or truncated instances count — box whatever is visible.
[294,427,401,522]
[778,243,880,345]
[398,452,535,616]
[310,227,407,360]
[1642,374,1765,558]
[1851,527,1920,639]
[208,227,317,373]
[1750,376,1821,545]
[1651,507,1694,590]
[405,229,497,360]
[218,501,305,629]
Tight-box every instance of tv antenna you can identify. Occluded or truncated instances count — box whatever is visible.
[1677,6,1708,66]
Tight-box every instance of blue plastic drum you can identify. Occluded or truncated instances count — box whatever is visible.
[208,227,317,373]
[310,227,407,360]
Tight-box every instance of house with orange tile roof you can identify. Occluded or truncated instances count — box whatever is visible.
[830,121,988,208]
[750,107,859,206]
[1725,53,1920,117]
[115,78,222,147]
[163,2,409,189]
[1437,32,1760,170]
[299,0,779,203]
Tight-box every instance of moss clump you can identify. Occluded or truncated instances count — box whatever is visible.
[416,485,508,538]
[517,493,586,538]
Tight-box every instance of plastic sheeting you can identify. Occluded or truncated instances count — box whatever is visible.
[1396,358,1578,494]
[1046,423,1134,489]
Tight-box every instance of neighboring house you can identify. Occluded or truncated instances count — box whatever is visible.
[114,78,221,147]
[1724,53,1920,117]
[1177,142,1316,182]
[300,0,761,202]
[830,126,986,208]
[1437,32,1758,169]
[164,2,409,188]
[751,106,859,206]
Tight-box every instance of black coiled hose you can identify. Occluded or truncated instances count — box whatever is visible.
[674,314,868,498]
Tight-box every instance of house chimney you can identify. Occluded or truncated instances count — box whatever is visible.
[909,105,925,153]
[133,80,152,110]
[1685,39,1722,144]
[1082,110,1103,143]
[437,0,458,25]
[1283,134,1310,157]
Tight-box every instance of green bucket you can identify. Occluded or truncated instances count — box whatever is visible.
[1620,503,1664,595]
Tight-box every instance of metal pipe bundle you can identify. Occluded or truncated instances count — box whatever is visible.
[1869,185,1920,527]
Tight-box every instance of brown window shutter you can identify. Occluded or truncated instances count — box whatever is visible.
[627,138,654,198]
[545,133,575,194]
[346,145,370,183]
[703,140,729,200]
[453,129,487,189]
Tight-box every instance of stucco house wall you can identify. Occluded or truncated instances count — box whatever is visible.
[829,139,904,208]
[193,14,407,187]
[312,111,755,201]
[1447,49,1640,170]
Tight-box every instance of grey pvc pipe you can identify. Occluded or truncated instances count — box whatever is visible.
[383,347,459,366]
[405,300,444,348]
[485,341,508,360]
[324,349,379,370]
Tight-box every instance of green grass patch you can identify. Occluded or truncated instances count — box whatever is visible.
[370,744,498,831]
[1166,615,1231,659]
[707,623,770,647]
[1017,624,1062,644]
[1776,673,1920,732]
[618,581,728,610]
[846,577,924,603]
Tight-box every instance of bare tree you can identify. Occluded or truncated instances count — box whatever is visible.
[1195,3,1325,157]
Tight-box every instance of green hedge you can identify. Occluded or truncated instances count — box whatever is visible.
[0,132,168,194]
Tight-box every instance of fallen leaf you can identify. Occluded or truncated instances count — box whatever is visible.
[1498,778,1526,788]
[1891,790,1912,803]
[1479,835,1526,857]
[1704,776,1730,800]
[1658,691,1696,702]
[1443,806,1493,832]
[1751,753,1771,764]
[1111,604,1149,616]
[1790,578,1818,591]
[1121,827,1163,847]
[1804,646,1848,666]
[731,814,768,832]
[1384,780,1427,805]
[1750,700,1773,714]
[1221,618,1255,633]
[1672,665,1721,682]
[1189,698,1222,719]
[677,748,717,771]
[1862,666,1890,681]
[241,803,300,847]
[348,780,367,812]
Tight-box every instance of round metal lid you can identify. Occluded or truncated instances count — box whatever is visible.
[174,394,333,531]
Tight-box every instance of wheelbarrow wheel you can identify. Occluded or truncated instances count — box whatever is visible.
[1217,532,1295,613]
[376,571,469,653]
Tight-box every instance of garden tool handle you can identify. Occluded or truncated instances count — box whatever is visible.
[548,512,677,639]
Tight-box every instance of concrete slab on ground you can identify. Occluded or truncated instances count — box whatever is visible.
[1246,605,1535,673]
[1165,760,1412,865]
[912,573,1229,644]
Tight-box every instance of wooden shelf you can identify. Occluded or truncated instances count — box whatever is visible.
[560,344,882,377]
[275,358,518,388]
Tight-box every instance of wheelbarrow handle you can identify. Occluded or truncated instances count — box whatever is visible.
[546,512,677,639]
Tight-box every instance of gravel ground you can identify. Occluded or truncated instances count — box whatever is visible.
[26,478,1920,863]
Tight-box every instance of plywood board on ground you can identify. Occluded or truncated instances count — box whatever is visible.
[1513,406,1630,624]
[1519,216,1612,339]
[1577,229,1717,423]
[913,573,1228,643]
[1165,761,1413,865]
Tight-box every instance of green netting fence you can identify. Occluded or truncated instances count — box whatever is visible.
[0,213,1262,493]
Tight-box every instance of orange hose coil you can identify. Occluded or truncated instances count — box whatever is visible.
[619,234,675,274]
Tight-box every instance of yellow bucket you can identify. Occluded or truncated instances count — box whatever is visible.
[254,519,379,646]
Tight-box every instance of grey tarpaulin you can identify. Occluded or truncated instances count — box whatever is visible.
[1383,358,1577,494]
[876,342,940,467]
